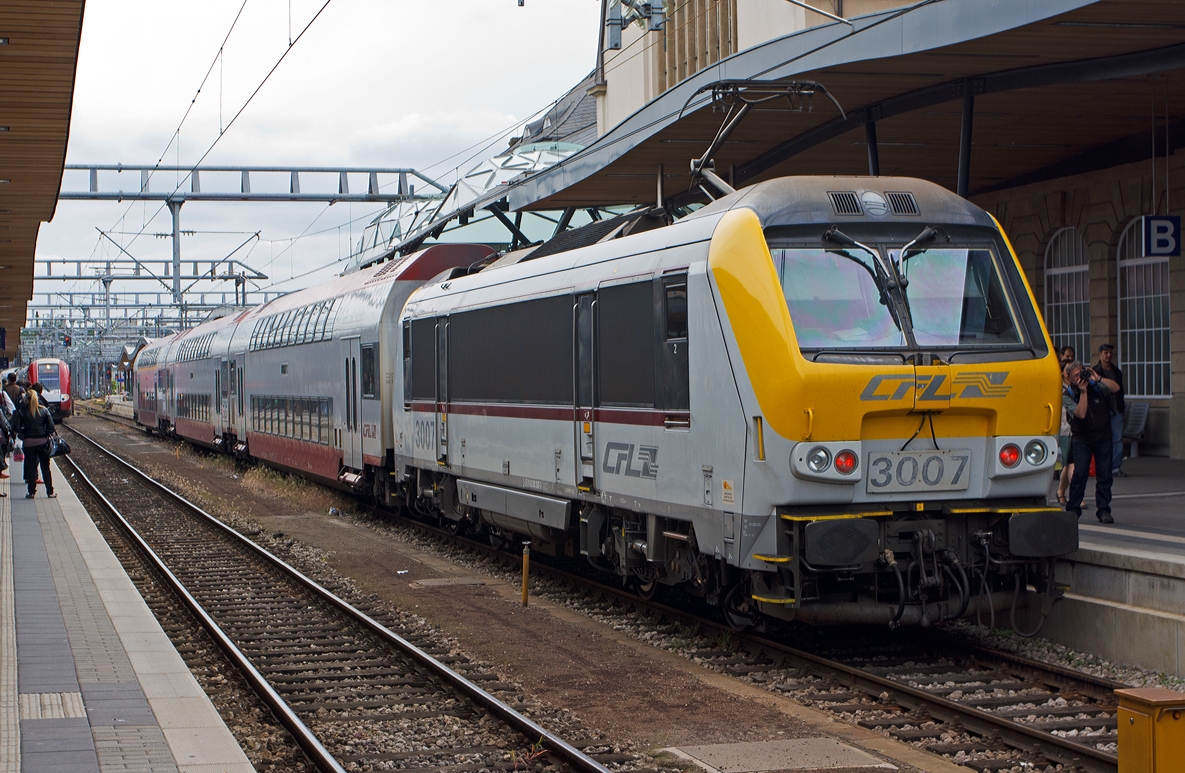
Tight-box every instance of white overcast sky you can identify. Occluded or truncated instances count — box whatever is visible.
[36,0,601,315]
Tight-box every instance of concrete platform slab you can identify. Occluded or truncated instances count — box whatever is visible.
[0,461,255,772]
[666,739,897,772]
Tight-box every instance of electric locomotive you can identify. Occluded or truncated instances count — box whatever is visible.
[394,176,1069,629]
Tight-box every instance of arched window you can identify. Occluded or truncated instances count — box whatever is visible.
[1043,227,1090,361]
[1118,218,1172,397]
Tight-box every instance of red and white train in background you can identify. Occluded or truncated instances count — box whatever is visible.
[0,359,72,418]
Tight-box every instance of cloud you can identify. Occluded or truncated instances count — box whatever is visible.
[37,0,601,317]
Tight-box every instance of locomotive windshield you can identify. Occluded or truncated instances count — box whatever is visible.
[773,241,1023,352]
[37,362,61,391]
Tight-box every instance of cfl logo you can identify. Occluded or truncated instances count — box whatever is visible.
[602,442,659,479]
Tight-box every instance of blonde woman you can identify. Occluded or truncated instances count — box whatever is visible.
[13,388,54,498]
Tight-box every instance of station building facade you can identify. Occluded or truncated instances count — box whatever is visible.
[524,0,1185,457]
[979,155,1184,456]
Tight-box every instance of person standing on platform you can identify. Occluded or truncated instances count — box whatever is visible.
[12,387,55,499]
[0,389,11,488]
[1063,361,1119,523]
[1094,343,1126,478]
[1060,346,1076,370]
[2,372,20,408]
[1056,360,1075,505]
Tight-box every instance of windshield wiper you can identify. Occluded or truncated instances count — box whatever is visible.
[824,226,913,335]
[898,225,950,264]
[823,226,892,291]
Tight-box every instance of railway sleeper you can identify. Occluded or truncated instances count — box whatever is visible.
[925,741,1004,755]
[335,746,503,764]
[888,726,949,740]
[992,704,1114,718]
[273,678,427,692]
[310,709,474,723]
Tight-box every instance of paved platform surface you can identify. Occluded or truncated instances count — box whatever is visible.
[1,457,255,772]
[1050,456,1185,546]
[664,739,896,772]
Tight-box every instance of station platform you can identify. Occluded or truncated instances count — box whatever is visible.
[1036,456,1185,678]
[0,459,255,772]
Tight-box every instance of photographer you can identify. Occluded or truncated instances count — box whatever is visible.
[1062,361,1120,523]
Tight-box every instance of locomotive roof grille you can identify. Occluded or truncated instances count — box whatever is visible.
[828,191,862,216]
[886,191,920,216]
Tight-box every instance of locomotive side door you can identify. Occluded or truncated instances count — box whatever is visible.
[435,318,449,465]
[574,293,596,491]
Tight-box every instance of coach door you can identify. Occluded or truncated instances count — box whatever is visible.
[344,338,362,469]
[219,358,230,430]
[227,358,238,433]
[235,354,245,433]
[435,319,449,465]
[574,293,596,491]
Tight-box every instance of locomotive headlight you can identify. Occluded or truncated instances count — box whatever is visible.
[999,444,1021,468]
[1023,440,1047,466]
[834,449,858,475]
[806,446,832,473]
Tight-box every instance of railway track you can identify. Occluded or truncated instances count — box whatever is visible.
[412,531,1123,773]
[59,425,615,773]
[417,534,1124,773]
[67,418,1125,773]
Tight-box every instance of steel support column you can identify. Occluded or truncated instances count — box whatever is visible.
[865,121,880,176]
[957,91,974,198]
[168,199,183,303]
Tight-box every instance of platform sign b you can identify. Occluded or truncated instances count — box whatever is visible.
[1143,215,1181,257]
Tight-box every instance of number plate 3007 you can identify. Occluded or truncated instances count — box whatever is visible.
[866,450,971,494]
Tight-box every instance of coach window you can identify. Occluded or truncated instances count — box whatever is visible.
[1118,217,1172,397]
[298,307,314,343]
[1044,227,1091,361]
[361,345,377,399]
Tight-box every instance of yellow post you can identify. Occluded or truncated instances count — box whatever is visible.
[1116,687,1185,772]
[521,542,530,607]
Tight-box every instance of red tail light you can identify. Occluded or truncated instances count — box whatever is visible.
[834,450,858,475]
[999,444,1021,468]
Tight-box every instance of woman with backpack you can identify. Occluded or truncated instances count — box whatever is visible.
[13,387,55,499]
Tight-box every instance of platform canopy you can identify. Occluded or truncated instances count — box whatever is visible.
[0,0,84,361]
[510,0,1185,211]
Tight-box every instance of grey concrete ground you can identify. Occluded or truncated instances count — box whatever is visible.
[1053,456,1185,541]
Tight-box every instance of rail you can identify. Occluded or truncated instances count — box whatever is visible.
[61,425,614,773]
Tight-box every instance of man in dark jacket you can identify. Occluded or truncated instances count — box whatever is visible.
[1063,361,1120,523]
[13,388,55,498]
[2,373,21,409]
[1094,343,1126,477]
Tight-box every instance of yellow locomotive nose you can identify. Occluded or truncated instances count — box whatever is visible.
[709,206,1060,447]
